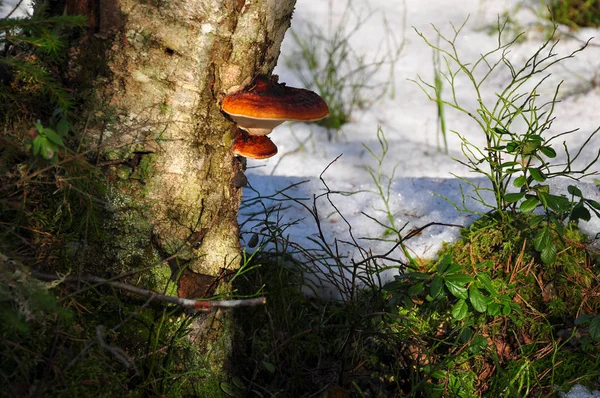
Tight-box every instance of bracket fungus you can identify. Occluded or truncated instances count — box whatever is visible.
[222,75,329,136]
[232,130,278,159]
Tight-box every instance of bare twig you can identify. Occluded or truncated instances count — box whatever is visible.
[3,0,26,19]
[31,271,267,312]
[65,297,154,372]
[96,325,139,374]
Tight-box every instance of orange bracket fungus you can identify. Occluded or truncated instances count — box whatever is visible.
[232,130,278,159]
[222,75,329,136]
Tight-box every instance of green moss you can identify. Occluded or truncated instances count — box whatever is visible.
[548,0,600,28]
[194,376,227,398]
[135,153,155,181]
[101,188,157,270]
[440,213,600,320]
[147,263,178,296]
[116,165,132,180]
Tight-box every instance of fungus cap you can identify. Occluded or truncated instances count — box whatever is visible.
[232,130,278,159]
[222,76,329,136]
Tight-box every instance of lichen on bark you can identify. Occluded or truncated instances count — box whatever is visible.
[75,0,296,277]
[65,0,296,379]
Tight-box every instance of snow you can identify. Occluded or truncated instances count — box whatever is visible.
[240,1,600,395]
[561,385,600,398]
[0,0,31,18]
[241,0,600,269]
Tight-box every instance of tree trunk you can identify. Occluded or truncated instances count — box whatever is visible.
[63,0,296,378]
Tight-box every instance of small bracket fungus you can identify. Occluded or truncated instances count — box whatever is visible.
[232,130,278,159]
[221,75,329,136]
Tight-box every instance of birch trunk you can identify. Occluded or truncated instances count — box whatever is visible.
[62,0,296,378]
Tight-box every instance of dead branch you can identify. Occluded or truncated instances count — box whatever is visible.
[31,271,266,312]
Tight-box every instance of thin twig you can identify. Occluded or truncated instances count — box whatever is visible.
[31,271,267,312]
[96,325,139,375]
[65,297,154,372]
[3,0,26,19]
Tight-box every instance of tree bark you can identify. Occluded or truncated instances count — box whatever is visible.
[62,0,296,379]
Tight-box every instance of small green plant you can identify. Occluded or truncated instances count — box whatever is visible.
[362,126,417,266]
[432,41,448,154]
[286,0,403,137]
[542,0,600,28]
[0,6,86,115]
[575,313,600,341]
[413,18,600,263]
[385,255,517,322]
[235,152,600,396]
[30,109,70,160]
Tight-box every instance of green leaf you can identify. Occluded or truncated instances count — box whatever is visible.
[527,216,544,229]
[443,262,462,275]
[545,194,571,212]
[536,185,550,194]
[533,227,551,252]
[40,140,57,160]
[262,361,276,374]
[589,315,600,341]
[570,203,591,223]
[502,303,512,316]
[423,364,446,379]
[248,233,259,248]
[231,377,245,390]
[469,287,487,313]
[504,192,525,203]
[537,191,549,208]
[575,314,595,325]
[56,117,69,136]
[32,136,42,156]
[528,167,545,182]
[445,279,469,300]
[445,273,474,285]
[586,200,600,210]
[520,197,539,213]
[429,277,443,299]
[35,120,44,133]
[458,328,474,344]
[452,299,468,320]
[42,128,64,146]
[220,381,241,397]
[539,146,556,158]
[567,185,583,197]
[469,334,488,354]
[407,272,431,280]
[383,280,401,292]
[436,255,452,274]
[506,142,519,153]
[493,127,511,135]
[522,137,543,155]
[408,282,425,297]
[487,302,500,316]
[501,161,521,168]
[476,273,495,294]
[540,241,557,264]
[513,175,527,188]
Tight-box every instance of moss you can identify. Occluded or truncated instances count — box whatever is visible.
[147,263,178,297]
[101,188,158,271]
[549,0,600,28]
[116,165,132,180]
[193,376,227,398]
[135,153,155,181]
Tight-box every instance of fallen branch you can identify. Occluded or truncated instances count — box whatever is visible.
[31,271,266,312]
